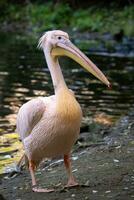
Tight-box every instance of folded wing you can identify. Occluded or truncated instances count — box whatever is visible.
[16,97,46,140]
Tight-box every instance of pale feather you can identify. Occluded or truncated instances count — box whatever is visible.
[22,90,82,165]
[16,96,54,140]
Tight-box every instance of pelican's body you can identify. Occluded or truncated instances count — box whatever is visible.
[18,90,81,165]
[16,30,110,192]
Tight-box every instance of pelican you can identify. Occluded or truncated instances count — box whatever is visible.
[16,30,110,192]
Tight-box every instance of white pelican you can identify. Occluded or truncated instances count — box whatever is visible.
[16,30,110,192]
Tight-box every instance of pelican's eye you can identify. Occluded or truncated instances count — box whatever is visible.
[58,36,62,40]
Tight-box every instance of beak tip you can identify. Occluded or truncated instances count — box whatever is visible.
[108,83,112,89]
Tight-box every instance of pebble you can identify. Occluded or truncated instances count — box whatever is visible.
[4,176,9,180]
[4,155,12,159]
[92,190,98,194]
[71,194,76,197]
[113,159,119,163]
[115,145,121,149]
[72,156,78,161]
[85,180,90,186]
[47,168,52,171]
[72,169,78,172]
[55,182,62,187]
[123,187,128,190]
[105,190,111,193]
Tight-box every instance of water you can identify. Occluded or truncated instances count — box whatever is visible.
[0,33,134,173]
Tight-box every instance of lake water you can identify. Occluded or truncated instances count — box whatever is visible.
[0,33,134,173]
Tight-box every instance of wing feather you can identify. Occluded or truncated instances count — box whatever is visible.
[16,97,46,140]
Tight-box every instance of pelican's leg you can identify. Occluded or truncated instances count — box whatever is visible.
[64,154,78,187]
[29,160,54,193]
[29,160,37,187]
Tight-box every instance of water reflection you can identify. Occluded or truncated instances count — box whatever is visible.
[0,33,134,173]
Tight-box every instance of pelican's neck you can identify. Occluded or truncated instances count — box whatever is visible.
[44,49,68,94]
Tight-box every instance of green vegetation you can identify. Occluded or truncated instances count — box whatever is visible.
[0,2,134,36]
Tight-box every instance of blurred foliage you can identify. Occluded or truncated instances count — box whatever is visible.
[0,1,134,36]
[71,6,134,35]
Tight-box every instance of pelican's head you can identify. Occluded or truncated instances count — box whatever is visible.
[38,30,111,87]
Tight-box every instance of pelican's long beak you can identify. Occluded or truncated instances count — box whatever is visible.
[52,40,111,87]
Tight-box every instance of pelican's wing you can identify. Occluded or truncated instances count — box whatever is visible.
[16,97,46,140]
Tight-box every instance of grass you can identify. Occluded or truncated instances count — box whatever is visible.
[1,3,134,36]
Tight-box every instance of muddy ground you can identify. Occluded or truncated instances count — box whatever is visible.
[0,112,134,200]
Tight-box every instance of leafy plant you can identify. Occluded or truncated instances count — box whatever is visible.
[0,2,134,36]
